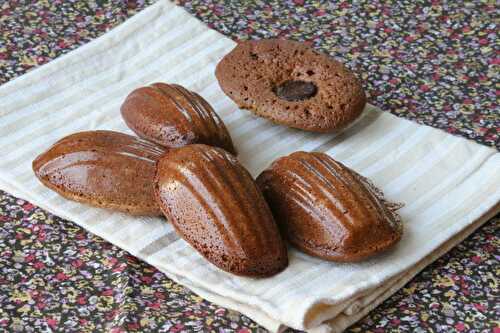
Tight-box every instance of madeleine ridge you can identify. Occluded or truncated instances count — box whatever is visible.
[32,130,167,216]
[121,82,236,154]
[154,144,288,277]
[257,151,403,262]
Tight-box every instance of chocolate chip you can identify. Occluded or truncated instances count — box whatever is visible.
[274,80,317,102]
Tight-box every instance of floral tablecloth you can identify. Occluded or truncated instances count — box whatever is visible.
[0,1,498,332]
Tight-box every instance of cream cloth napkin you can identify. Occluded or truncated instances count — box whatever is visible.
[0,1,498,332]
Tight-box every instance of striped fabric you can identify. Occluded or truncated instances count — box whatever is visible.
[0,1,498,332]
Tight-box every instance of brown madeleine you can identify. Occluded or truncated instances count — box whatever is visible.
[154,144,288,277]
[215,39,366,132]
[121,83,236,154]
[33,130,167,216]
[257,151,403,262]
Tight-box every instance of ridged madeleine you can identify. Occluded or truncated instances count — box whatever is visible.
[33,130,166,216]
[121,83,236,154]
[154,144,288,277]
[257,151,403,262]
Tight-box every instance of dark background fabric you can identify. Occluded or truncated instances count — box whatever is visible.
[0,1,498,332]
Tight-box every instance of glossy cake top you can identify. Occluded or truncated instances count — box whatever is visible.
[121,83,236,154]
[155,144,288,277]
[33,130,166,215]
[257,151,403,262]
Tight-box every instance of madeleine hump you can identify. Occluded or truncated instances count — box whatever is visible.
[33,130,167,216]
[257,151,403,262]
[154,144,288,277]
[215,39,366,132]
[121,82,236,154]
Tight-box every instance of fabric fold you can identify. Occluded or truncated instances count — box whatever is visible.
[0,1,498,332]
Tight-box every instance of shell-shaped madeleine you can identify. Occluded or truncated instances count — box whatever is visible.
[33,130,167,216]
[154,144,288,277]
[257,151,403,262]
[121,83,236,154]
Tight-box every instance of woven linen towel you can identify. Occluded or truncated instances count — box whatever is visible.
[0,1,498,332]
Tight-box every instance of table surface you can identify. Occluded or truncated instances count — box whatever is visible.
[0,1,498,332]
